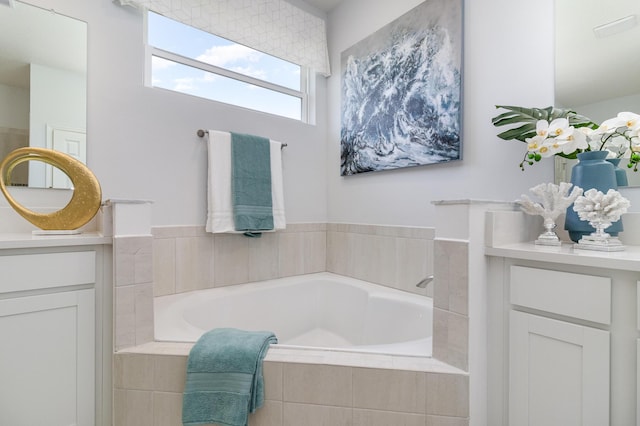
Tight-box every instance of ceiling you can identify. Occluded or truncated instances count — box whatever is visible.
[555,0,640,107]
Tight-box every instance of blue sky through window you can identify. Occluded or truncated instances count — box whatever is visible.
[148,12,303,120]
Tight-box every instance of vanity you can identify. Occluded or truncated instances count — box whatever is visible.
[0,231,112,426]
[485,210,640,426]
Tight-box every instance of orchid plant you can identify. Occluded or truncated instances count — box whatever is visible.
[492,105,640,171]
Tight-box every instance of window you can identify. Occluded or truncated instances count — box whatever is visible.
[146,11,310,122]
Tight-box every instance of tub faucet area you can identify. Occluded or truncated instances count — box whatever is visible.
[416,275,434,288]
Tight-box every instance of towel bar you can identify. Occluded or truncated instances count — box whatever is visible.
[197,129,287,148]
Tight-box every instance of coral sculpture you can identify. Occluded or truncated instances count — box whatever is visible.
[517,182,583,245]
[572,188,630,251]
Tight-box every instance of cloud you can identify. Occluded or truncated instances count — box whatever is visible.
[174,77,196,92]
[197,44,263,68]
[152,56,176,70]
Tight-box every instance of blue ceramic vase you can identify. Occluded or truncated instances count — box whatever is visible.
[565,151,622,242]
[606,158,629,187]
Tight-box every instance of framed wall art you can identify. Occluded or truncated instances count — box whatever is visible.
[340,0,463,176]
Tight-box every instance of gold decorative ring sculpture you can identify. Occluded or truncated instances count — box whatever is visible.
[0,147,102,230]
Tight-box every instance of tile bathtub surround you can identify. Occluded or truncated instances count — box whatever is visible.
[114,235,154,350]
[151,222,435,297]
[326,223,435,295]
[113,351,469,426]
[151,223,327,296]
[432,239,469,371]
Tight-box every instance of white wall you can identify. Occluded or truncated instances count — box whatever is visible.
[5,0,328,226]
[6,0,638,228]
[0,83,28,129]
[326,0,557,226]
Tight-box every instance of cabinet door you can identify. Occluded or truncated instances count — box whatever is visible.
[0,289,95,426]
[509,311,610,426]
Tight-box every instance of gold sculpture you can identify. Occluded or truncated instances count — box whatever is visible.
[0,147,102,231]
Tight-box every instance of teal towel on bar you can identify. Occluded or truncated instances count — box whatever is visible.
[182,328,277,426]
[230,132,273,234]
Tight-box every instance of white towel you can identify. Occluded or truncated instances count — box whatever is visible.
[205,130,286,233]
[270,140,286,230]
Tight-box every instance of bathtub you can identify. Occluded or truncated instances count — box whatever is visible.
[154,272,433,357]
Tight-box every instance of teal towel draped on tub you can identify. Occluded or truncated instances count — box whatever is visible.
[182,328,277,426]
[230,132,273,235]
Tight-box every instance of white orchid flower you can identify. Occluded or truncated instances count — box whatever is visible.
[537,139,562,157]
[556,128,588,155]
[548,118,570,138]
[535,120,550,138]
[603,112,640,132]
[526,135,546,152]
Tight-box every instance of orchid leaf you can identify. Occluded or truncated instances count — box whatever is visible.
[492,105,598,142]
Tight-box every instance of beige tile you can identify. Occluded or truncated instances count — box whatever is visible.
[396,237,430,293]
[303,231,327,273]
[433,240,468,316]
[278,232,305,277]
[326,230,350,276]
[114,353,154,390]
[426,415,469,426]
[263,361,283,401]
[213,234,249,286]
[283,364,352,407]
[432,308,468,371]
[114,236,153,286]
[152,225,204,239]
[115,286,136,350]
[176,236,214,292]
[248,232,280,282]
[426,373,469,418]
[114,238,136,287]
[250,400,283,426]
[113,389,153,426]
[433,241,450,311]
[134,238,153,285]
[153,237,175,296]
[153,355,187,393]
[353,409,425,426]
[153,391,183,426]
[352,368,426,414]
[283,402,352,426]
[447,242,468,316]
[135,283,154,345]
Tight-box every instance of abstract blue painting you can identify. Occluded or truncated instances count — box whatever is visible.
[340,0,463,176]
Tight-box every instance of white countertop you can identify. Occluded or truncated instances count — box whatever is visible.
[485,242,640,272]
[0,232,111,250]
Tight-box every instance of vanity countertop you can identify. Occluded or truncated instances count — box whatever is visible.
[485,242,640,272]
[0,232,111,250]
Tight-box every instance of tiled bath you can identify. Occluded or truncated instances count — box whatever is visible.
[114,344,468,426]
[112,223,470,425]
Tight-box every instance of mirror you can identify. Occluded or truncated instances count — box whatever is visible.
[554,0,640,186]
[0,1,87,189]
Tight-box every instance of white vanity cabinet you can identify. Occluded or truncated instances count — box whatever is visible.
[0,235,111,426]
[508,266,611,426]
[486,244,640,426]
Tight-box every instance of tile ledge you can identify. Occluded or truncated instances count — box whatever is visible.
[117,341,467,375]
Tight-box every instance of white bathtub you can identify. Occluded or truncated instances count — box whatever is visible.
[154,272,433,357]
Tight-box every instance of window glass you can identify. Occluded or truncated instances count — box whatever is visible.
[147,11,305,120]
[152,56,302,120]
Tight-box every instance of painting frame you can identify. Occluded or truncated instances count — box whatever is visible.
[340,0,463,176]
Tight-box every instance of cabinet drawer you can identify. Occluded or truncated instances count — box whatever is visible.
[0,251,96,293]
[510,266,611,324]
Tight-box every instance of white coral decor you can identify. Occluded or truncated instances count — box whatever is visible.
[572,188,630,231]
[517,182,583,245]
[518,182,583,221]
